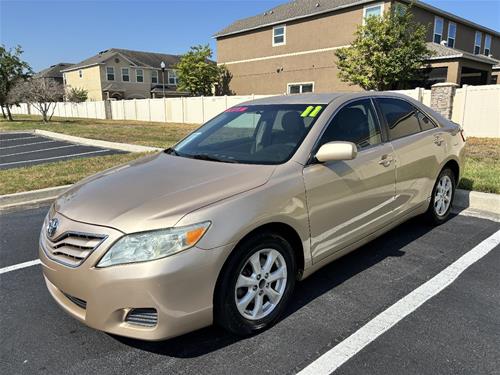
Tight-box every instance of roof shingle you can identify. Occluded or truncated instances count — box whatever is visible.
[62,48,181,72]
[35,63,74,79]
[426,42,499,65]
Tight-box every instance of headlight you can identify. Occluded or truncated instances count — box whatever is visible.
[97,221,210,267]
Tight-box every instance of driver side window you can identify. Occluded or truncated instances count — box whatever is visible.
[319,99,382,150]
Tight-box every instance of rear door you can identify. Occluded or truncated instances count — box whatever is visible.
[303,99,397,262]
[375,98,446,214]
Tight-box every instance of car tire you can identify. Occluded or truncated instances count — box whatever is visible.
[426,168,456,225]
[214,231,297,336]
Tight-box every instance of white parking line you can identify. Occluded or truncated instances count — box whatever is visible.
[298,229,500,375]
[1,140,58,149]
[0,136,39,142]
[0,259,41,275]
[1,145,79,158]
[0,149,110,167]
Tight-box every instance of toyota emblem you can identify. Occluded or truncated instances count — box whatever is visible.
[47,218,59,238]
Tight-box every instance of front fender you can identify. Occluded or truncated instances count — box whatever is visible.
[175,163,312,269]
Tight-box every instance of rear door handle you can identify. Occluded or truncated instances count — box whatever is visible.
[379,155,393,167]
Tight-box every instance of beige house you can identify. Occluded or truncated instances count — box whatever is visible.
[62,48,186,101]
[215,0,500,94]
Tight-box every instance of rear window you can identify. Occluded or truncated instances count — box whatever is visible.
[376,98,421,140]
[417,111,437,131]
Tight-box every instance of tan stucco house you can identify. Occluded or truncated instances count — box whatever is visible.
[215,0,500,95]
[62,48,186,101]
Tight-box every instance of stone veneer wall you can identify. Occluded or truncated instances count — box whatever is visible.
[430,82,459,119]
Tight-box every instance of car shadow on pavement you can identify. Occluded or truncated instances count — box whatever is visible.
[112,215,440,358]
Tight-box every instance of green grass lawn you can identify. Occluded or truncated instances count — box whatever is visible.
[0,115,498,195]
[459,137,500,194]
[0,153,149,195]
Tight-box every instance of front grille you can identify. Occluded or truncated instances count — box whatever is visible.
[42,231,107,267]
[125,308,158,327]
[64,293,87,309]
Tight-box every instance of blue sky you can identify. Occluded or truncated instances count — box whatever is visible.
[1,0,499,71]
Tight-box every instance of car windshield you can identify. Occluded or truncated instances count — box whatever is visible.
[169,104,325,165]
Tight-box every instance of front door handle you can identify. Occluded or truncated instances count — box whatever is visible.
[379,155,393,167]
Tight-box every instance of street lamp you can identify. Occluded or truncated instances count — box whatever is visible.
[160,61,166,98]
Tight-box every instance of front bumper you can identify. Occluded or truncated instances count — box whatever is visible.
[39,212,233,341]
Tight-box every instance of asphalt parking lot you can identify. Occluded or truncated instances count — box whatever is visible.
[0,132,125,170]
[1,205,499,375]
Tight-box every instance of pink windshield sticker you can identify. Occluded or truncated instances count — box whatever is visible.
[225,106,248,113]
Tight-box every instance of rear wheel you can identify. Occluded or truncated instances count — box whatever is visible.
[426,168,456,224]
[214,232,296,336]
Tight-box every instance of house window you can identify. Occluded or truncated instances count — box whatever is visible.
[136,69,144,83]
[152,70,158,84]
[287,82,314,94]
[122,68,129,82]
[447,22,456,48]
[106,67,115,81]
[168,70,178,85]
[474,31,482,54]
[273,25,286,46]
[79,70,83,79]
[363,3,383,22]
[433,16,444,44]
[484,34,492,56]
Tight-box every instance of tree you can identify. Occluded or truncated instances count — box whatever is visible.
[66,87,88,102]
[13,78,64,122]
[215,65,234,96]
[335,5,431,91]
[176,45,222,96]
[0,45,32,120]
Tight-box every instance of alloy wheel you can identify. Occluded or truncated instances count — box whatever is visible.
[434,175,453,216]
[234,248,288,321]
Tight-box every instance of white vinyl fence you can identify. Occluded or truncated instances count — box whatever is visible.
[108,95,272,124]
[452,85,500,138]
[8,86,500,137]
[10,101,107,119]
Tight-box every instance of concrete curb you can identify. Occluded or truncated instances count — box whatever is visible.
[33,129,163,153]
[453,189,500,219]
[0,185,72,210]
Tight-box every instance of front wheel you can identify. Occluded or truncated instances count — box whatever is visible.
[214,232,296,336]
[426,168,456,224]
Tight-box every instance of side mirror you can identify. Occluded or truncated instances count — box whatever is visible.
[315,141,357,162]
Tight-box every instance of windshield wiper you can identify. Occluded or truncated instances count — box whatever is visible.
[190,154,239,163]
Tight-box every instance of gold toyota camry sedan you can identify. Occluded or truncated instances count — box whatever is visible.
[40,93,465,340]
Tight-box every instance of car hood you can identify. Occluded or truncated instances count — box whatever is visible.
[54,153,276,233]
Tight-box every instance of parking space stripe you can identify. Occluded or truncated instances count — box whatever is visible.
[0,149,110,167]
[0,259,41,275]
[1,144,78,158]
[1,140,58,149]
[0,136,39,142]
[298,229,500,375]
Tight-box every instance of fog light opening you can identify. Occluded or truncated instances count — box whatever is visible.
[125,308,158,327]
